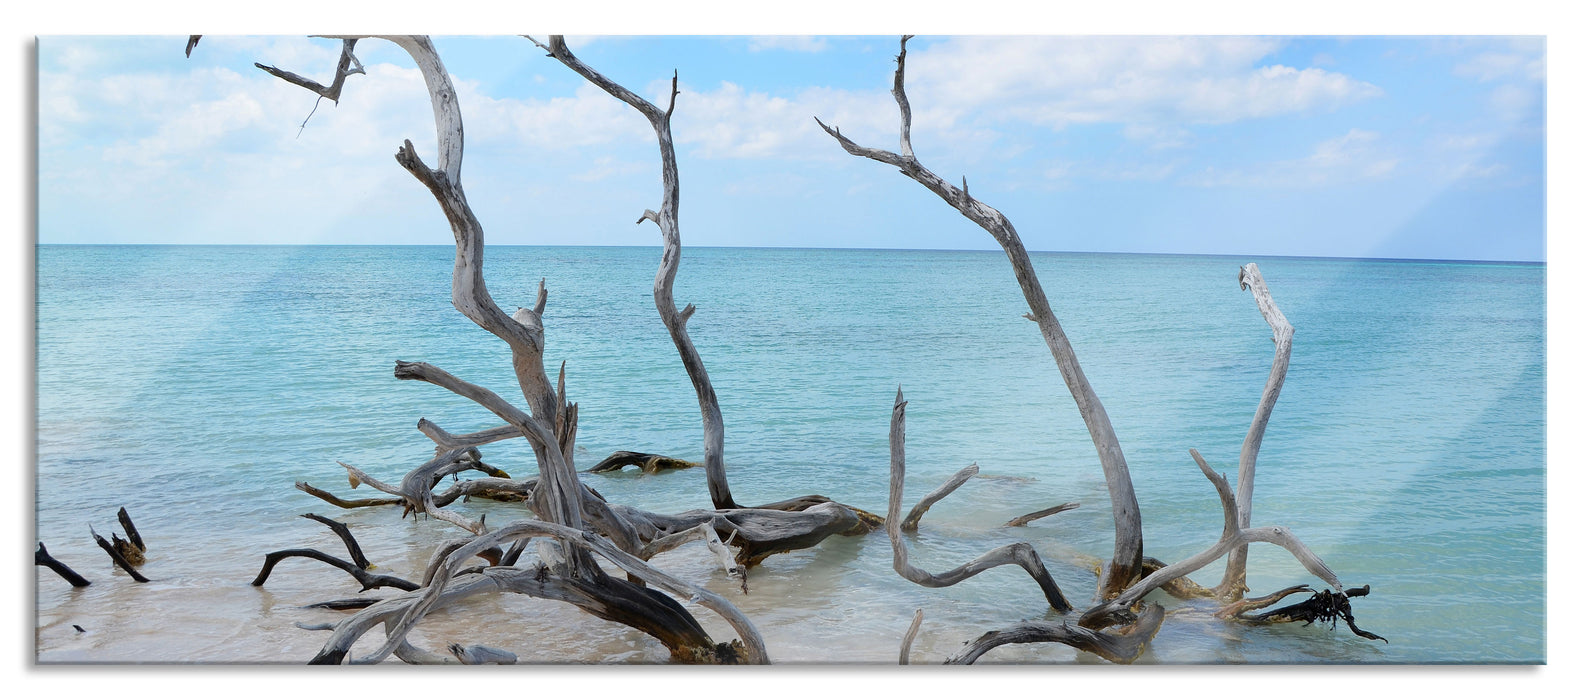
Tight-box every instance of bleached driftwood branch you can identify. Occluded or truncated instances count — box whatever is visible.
[900,462,978,532]
[1216,262,1295,598]
[1079,448,1341,629]
[1003,502,1080,528]
[889,389,1072,612]
[254,38,365,104]
[946,603,1165,665]
[530,34,739,509]
[819,35,1144,598]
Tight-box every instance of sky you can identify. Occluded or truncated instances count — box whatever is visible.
[36,33,1545,261]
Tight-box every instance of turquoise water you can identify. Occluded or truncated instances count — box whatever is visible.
[34,245,1544,663]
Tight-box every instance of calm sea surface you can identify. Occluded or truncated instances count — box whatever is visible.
[34,245,1544,664]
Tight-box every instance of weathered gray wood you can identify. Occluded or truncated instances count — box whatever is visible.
[888,389,1072,612]
[1079,448,1341,630]
[295,481,402,509]
[253,38,363,104]
[256,34,768,664]
[1003,502,1080,528]
[531,35,739,510]
[946,603,1165,665]
[638,523,745,585]
[900,463,977,532]
[352,520,769,665]
[899,608,923,665]
[1218,262,1295,599]
[588,451,699,474]
[416,418,519,451]
[820,36,1143,598]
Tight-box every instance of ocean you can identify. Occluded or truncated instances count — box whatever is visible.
[33,244,1545,664]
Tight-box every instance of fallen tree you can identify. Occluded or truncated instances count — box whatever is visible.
[820,35,1381,663]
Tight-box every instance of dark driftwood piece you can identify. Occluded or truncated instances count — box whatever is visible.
[900,463,977,532]
[36,542,91,587]
[1003,502,1079,528]
[302,597,383,610]
[1224,584,1385,641]
[818,35,1143,598]
[90,526,148,582]
[251,549,419,591]
[116,508,145,554]
[300,513,371,570]
[888,390,1072,613]
[587,451,699,474]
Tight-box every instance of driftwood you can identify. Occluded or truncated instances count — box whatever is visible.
[252,548,419,591]
[295,481,401,508]
[1078,449,1345,630]
[587,451,699,474]
[899,609,923,664]
[300,513,371,570]
[89,526,148,582]
[889,390,1072,613]
[824,35,1379,663]
[818,35,1143,599]
[530,35,739,511]
[946,603,1166,665]
[1003,502,1079,528]
[237,34,769,664]
[899,463,977,532]
[1216,262,1295,599]
[35,542,91,588]
[116,508,145,555]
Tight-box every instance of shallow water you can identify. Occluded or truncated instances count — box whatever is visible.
[34,245,1544,664]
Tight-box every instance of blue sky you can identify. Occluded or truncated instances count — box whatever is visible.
[37,34,1546,261]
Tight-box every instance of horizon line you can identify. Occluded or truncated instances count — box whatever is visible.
[33,242,1547,266]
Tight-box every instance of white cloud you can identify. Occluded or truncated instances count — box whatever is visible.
[571,156,647,182]
[1488,83,1540,122]
[669,81,896,160]
[748,36,829,53]
[1452,37,1545,83]
[1184,128,1398,187]
[904,36,1382,128]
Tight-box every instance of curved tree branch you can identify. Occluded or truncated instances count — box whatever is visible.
[889,389,1072,613]
[1218,262,1296,598]
[1079,448,1341,630]
[821,35,1143,598]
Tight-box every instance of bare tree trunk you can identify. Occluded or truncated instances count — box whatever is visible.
[530,35,739,509]
[1217,262,1295,599]
[818,36,1142,598]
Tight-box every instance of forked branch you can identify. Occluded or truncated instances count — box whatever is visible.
[531,34,740,509]
[889,389,1072,613]
[821,35,1143,598]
